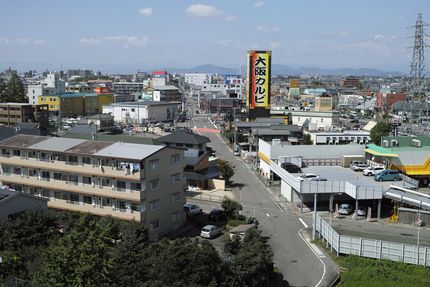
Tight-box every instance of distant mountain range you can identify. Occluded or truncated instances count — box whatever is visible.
[162,64,404,77]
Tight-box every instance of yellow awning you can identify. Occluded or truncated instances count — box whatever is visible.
[364,149,399,157]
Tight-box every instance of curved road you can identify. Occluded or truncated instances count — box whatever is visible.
[190,115,328,287]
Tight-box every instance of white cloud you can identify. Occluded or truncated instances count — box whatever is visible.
[33,39,47,45]
[225,15,238,22]
[139,7,153,17]
[257,25,280,32]
[81,35,150,49]
[0,37,46,45]
[0,37,10,44]
[16,38,31,44]
[80,38,101,45]
[270,42,281,49]
[373,34,396,41]
[253,1,264,8]
[216,39,233,46]
[186,4,223,18]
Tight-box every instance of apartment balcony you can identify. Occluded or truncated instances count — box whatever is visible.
[0,155,143,181]
[47,198,143,222]
[0,173,144,202]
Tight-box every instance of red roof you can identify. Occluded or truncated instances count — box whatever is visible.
[152,71,166,75]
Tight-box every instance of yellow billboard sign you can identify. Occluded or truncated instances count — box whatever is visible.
[249,51,271,109]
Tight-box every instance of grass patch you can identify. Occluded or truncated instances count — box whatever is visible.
[337,255,430,287]
[227,218,247,227]
[313,238,430,287]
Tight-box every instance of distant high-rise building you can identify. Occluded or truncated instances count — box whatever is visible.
[341,76,361,89]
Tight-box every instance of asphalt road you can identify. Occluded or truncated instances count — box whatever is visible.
[190,116,330,287]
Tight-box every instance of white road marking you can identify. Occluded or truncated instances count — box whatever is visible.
[266,212,270,218]
[299,218,308,228]
[298,228,327,287]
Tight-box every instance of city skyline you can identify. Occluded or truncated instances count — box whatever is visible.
[0,0,429,73]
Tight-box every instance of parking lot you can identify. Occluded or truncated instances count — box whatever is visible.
[168,201,227,252]
[301,165,396,189]
[317,212,430,246]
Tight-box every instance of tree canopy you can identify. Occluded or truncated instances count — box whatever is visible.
[370,120,391,145]
[219,159,236,185]
[0,210,276,287]
[1,74,27,103]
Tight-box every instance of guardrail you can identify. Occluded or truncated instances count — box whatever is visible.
[316,214,430,266]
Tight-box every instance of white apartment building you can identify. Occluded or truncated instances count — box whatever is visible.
[27,73,65,105]
[102,101,180,124]
[184,73,211,86]
[0,135,186,237]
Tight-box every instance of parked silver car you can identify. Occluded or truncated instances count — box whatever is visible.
[200,225,221,239]
[338,203,354,215]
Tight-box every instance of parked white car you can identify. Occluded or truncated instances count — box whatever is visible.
[338,203,354,215]
[297,174,327,181]
[350,161,368,171]
[200,225,221,239]
[363,166,385,176]
[183,203,202,216]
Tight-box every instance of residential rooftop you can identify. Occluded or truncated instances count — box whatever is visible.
[0,134,165,160]
[158,131,210,145]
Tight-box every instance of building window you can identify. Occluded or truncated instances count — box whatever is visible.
[54,191,62,200]
[116,180,126,191]
[12,149,21,156]
[171,173,181,183]
[171,154,181,164]
[185,144,193,148]
[130,203,142,212]
[150,219,160,230]
[82,157,91,164]
[171,211,181,222]
[83,196,92,205]
[116,200,127,211]
[83,176,92,185]
[150,159,159,170]
[69,193,80,204]
[176,143,183,147]
[41,171,50,181]
[150,200,160,210]
[171,192,180,203]
[130,182,142,191]
[68,175,78,185]
[150,179,160,190]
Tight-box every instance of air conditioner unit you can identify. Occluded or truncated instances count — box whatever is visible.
[412,139,422,148]
[382,140,389,148]
[391,140,398,147]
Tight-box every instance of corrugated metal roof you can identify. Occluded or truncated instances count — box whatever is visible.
[29,137,86,152]
[95,142,164,160]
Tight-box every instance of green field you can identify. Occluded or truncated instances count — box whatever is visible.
[337,255,430,287]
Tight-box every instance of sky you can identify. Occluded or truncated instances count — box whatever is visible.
[0,0,429,73]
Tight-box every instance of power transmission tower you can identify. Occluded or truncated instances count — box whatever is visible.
[404,13,429,135]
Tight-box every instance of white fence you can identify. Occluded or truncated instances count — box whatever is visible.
[316,214,430,266]
[300,180,384,199]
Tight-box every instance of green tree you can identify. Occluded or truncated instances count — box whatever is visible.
[223,234,242,256]
[3,74,27,103]
[111,223,149,286]
[221,197,243,218]
[144,238,225,287]
[34,215,112,287]
[0,78,6,100]
[370,120,391,145]
[225,229,275,287]
[302,133,313,145]
[218,159,235,185]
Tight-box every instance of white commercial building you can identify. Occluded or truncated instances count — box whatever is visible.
[184,73,211,86]
[307,130,370,145]
[102,101,181,124]
[27,73,65,105]
[271,109,340,131]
